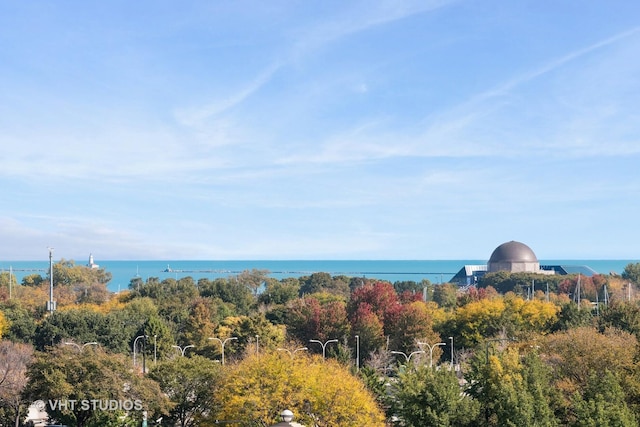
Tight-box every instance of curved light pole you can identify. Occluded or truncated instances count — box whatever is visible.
[417,341,446,368]
[277,347,308,358]
[309,339,338,361]
[64,341,98,352]
[172,344,195,357]
[208,337,238,365]
[391,350,425,364]
[133,335,148,368]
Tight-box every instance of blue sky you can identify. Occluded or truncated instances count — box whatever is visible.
[1,0,639,261]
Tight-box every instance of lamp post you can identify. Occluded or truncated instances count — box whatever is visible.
[309,339,338,360]
[355,334,360,371]
[449,336,454,371]
[208,337,238,365]
[64,341,98,351]
[255,335,259,357]
[154,335,157,366]
[277,347,308,358]
[391,350,425,364]
[417,341,446,368]
[172,344,195,357]
[133,335,148,368]
[270,409,295,426]
[47,248,55,313]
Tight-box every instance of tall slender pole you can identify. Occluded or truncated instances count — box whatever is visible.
[48,248,55,313]
[255,335,259,357]
[154,335,157,366]
[449,336,454,370]
[355,335,360,371]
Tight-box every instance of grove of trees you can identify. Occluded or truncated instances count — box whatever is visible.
[1,260,640,426]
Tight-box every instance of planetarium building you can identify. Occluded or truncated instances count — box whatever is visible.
[450,240,596,285]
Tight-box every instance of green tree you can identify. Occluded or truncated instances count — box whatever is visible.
[622,262,640,285]
[394,365,480,427]
[23,346,168,427]
[148,355,221,427]
[299,272,350,298]
[570,370,637,426]
[467,345,558,427]
[598,301,640,337]
[432,283,458,309]
[198,277,255,315]
[258,278,300,306]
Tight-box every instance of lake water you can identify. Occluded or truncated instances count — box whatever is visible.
[1,259,636,292]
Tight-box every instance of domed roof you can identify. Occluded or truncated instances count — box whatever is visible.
[488,241,538,263]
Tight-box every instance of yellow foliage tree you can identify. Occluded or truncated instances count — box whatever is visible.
[0,311,8,338]
[212,352,385,426]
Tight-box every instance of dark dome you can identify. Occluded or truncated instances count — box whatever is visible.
[488,241,538,263]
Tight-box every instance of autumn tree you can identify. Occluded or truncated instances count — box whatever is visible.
[387,301,440,356]
[287,297,350,352]
[543,327,638,400]
[0,341,33,427]
[213,352,385,426]
[348,281,402,335]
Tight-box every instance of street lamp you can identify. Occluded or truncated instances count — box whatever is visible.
[280,409,294,422]
[277,347,308,358]
[133,335,148,368]
[417,341,446,368]
[309,339,338,360]
[391,350,425,364]
[449,336,454,371]
[209,337,238,365]
[355,335,360,371]
[64,341,98,351]
[172,344,195,357]
[255,335,259,357]
[154,335,157,366]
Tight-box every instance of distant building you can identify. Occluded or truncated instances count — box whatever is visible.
[450,240,596,285]
[87,253,99,269]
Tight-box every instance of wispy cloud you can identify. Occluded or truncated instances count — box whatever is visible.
[280,25,640,166]
[292,0,456,52]
[173,61,282,128]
